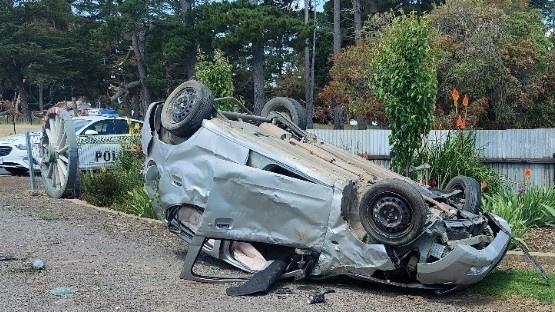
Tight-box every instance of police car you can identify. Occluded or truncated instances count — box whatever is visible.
[0,110,142,175]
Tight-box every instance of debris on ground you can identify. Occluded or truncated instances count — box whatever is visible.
[50,287,76,298]
[31,259,44,270]
[308,289,335,304]
[0,255,18,261]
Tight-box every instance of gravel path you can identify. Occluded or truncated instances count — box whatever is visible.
[0,176,538,312]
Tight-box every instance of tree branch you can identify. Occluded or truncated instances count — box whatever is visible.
[110,81,141,102]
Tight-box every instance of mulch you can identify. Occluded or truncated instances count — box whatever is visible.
[524,227,555,253]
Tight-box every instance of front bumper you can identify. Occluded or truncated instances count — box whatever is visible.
[416,215,511,286]
[0,146,40,171]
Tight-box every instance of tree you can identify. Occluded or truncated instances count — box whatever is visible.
[0,0,88,122]
[319,44,385,126]
[372,15,438,173]
[195,50,235,110]
[428,0,553,128]
[198,1,305,114]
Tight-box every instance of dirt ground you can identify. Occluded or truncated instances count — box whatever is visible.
[0,176,549,312]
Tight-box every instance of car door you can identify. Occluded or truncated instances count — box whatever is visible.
[194,162,335,251]
[78,119,130,169]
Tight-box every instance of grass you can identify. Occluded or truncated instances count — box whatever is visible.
[465,269,554,304]
[0,123,41,137]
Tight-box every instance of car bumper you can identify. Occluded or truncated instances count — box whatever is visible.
[0,148,40,171]
[416,214,511,286]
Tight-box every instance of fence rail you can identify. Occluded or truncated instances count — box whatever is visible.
[308,128,555,187]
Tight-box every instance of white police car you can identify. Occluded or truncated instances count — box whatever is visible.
[0,113,142,175]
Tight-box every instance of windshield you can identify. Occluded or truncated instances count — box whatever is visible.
[73,119,92,133]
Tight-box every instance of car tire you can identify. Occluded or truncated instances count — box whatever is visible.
[444,176,481,214]
[161,80,215,138]
[261,97,307,130]
[359,179,428,246]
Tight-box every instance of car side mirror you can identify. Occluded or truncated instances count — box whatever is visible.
[84,129,98,135]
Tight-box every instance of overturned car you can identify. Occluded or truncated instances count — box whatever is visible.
[141,80,511,294]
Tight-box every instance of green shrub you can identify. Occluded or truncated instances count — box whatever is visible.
[80,138,158,220]
[114,188,157,219]
[80,170,120,207]
[415,131,502,192]
[482,190,528,243]
[195,49,236,111]
[482,186,555,243]
[371,14,438,174]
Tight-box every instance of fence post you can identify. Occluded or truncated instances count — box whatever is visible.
[26,131,36,192]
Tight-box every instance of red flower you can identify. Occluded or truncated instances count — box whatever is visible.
[524,167,532,178]
[451,88,460,103]
[462,95,469,107]
[455,117,466,129]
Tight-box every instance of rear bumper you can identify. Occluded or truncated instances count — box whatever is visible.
[416,215,511,286]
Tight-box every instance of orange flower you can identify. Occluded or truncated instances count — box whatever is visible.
[462,95,469,107]
[524,167,532,178]
[455,116,466,129]
[451,88,460,103]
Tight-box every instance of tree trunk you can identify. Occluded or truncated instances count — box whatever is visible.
[38,82,44,112]
[17,80,31,123]
[307,3,317,129]
[131,29,151,111]
[333,0,341,54]
[333,104,345,129]
[352,0,362,44]
[180,0,196,79]
[304,0,314,128]
[333,0,344,129]
[252,42,265,115]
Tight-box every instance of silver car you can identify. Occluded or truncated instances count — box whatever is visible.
[141,80,510,295]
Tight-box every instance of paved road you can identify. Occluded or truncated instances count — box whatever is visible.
[0,176,535,312]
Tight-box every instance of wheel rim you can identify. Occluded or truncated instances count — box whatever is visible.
[368,192,413,236]
[40,108,78,198]
[42,114,69,187]
[169,87,197,123]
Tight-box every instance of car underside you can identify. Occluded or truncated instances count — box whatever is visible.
[141,80,511,295]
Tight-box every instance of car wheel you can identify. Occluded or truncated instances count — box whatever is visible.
[359,179,428,246]
[261,97,307,130]
[444,176,481,214]
[161,80,215,138]
[6,168,28,176]
[40,108,79,199]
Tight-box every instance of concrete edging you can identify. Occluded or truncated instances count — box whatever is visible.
[67,198,164,225]
[504,250,555,266]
